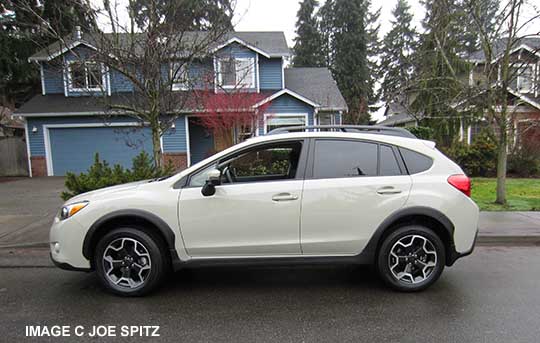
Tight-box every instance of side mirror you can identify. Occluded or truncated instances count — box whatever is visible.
[201,168,221,197]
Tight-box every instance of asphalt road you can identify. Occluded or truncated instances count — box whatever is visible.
[1,246,540,343]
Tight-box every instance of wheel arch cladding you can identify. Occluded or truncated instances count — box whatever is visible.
[363,206,457,266]
[83,209,179,267]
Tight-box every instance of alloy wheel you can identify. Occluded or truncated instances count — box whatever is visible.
[102,237,152,289]
[388,234,438,284]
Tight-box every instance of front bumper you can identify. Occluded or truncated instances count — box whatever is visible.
[50,253,91,272]
[49,216,92,270]
[447,228,478,266]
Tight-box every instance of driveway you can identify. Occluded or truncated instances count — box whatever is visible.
[0,177,65,247]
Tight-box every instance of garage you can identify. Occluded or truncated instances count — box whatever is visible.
[46,125,153,176]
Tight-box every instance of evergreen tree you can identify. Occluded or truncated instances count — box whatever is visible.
[456,0,499,55]
[318,0,335,67]
[331,0,371,124]
[379,0,418,103]
[293,0,325,67]
[0,0,97,109]
[364,1,381,108]
[411,0,468,146]
[130,0,234,31]
[42,0,97,36]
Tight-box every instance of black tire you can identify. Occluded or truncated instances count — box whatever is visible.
[94,227,168,296]
[377,225,445,292]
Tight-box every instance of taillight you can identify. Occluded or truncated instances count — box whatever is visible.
[447,174,471,197]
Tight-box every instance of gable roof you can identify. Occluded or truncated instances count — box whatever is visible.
[29,31,290,62]
[284,68,348,111]
[467,36,540,62]
[378,102,419,126]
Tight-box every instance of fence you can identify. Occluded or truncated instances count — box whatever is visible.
[0,136,29,176]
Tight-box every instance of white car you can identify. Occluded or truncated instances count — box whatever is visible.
[50,126,479,296]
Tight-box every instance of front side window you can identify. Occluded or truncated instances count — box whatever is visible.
[223,141,303,183]
[189,163,218,187]
[217,57,255,89]
[314,140,378,179]
[265,114,307,133]
[68,61,103,91]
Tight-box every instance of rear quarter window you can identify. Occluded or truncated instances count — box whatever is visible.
[399,147,433,174]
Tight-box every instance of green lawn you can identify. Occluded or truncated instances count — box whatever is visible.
[471,178,540,211]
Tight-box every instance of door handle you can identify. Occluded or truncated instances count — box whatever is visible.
[272,193,299,202]
[376,186,402,195]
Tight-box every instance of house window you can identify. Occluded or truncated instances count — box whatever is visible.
[516,64,534,93]
[265,114,307,133]
[67,61,103,91]
[171,62,189,91]
[217,57,255,89]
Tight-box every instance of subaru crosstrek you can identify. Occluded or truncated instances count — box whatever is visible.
[50,126,479,296]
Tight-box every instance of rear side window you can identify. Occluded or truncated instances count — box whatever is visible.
[379,145,402,176]
[314,140,378,178]
[399,147,433,174]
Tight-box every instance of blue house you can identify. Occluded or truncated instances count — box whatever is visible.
[17,30,347,176]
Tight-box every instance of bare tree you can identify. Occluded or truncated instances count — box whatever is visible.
[17,0,235,168]
[462,0,540,204]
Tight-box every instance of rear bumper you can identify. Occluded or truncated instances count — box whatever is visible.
[447,228,478,266]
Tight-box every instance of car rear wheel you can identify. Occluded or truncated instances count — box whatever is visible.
[377,225,445,292]
[94,227,167,296]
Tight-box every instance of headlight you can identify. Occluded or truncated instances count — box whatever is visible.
[59,201,89,220]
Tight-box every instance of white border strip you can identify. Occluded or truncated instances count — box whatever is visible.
[262,112,308,134]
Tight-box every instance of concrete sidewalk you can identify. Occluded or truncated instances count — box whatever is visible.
[477,211,540,245]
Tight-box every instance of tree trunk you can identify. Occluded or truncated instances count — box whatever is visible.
[495,139,507,205]
[151,124,162,169]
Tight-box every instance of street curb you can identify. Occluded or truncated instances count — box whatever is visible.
[0,242,49,249]
[477,236,540,246]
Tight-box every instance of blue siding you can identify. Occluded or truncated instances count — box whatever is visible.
[110,69,133,92]
[259,57,282,90]
[162,116,188,152]
[42,63,64,94]
[49,126,152,175]
[258,94,315,135]
[27,116,141,157]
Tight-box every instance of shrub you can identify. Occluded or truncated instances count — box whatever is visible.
[406,126,434,140]
[443,132,497,177]
[508,148,540,177]
[61,151,174,200]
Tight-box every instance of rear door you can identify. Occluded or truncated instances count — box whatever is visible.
[300,139,412,255]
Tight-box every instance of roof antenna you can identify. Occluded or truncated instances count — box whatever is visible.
[75,26,81,40]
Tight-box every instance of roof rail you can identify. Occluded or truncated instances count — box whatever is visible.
[267,125,417,138]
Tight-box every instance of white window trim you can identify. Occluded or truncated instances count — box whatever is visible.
[263,113,309,134]
[42,122,147,176]
[216,56,256,90]
[66,60,107,93]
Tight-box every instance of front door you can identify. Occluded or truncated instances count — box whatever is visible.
[178,140,307,257]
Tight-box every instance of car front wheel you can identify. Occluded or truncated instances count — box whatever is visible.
[94,227,168,296]
[377,225,445,292]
